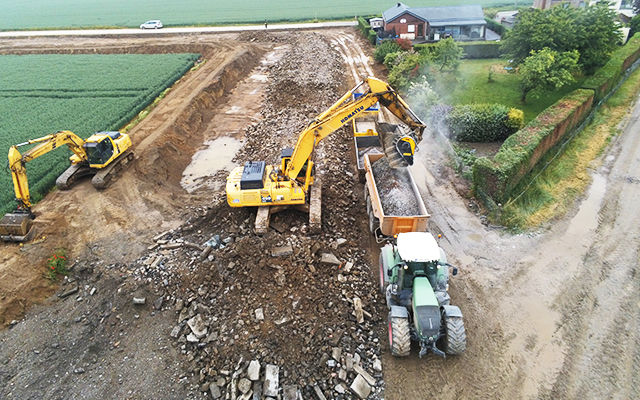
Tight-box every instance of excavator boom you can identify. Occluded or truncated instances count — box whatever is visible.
[226,76,426,218]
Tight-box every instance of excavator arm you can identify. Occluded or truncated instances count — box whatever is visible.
[8,130,87,209]
[284,77,425,181]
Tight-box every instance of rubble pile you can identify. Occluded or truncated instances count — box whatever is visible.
[370,157,420,216]
[125,33,387,399]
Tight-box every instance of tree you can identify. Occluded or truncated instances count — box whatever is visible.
[406,76,440,120]
[501,4,620,73]
[432,37,464,71]
[634,0,640,13]
[519,48,579,103]
[630,14,640,39]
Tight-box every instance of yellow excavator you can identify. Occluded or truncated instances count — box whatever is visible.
[0,130,133,242]
[226,76,425,233]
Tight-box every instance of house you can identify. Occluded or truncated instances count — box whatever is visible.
[494,10,518,28]
[382,3,486,42]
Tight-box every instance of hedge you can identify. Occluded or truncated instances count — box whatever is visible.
[446,104,523,142]
[357,16,378,45]
[414,41,502,59]
[484,17,506,36]
[473,89,594,203]
[581,32,640,102]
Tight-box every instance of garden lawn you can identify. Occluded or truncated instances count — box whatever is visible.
[0,0,530,30]
[434,58,583,123]
[0,53,199,214]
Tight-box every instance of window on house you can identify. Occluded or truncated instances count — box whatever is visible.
[408,25,415,33]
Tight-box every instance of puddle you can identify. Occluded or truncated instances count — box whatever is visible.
[565,173,606,238]
[180,137,242,193]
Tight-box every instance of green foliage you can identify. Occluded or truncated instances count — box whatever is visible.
[406,76,440,120]
[374,40,401,63]
[0,1,529,30]
[582,33,640,101]
[415,41,502,59]
[501,4,620,72]
[519,48,580,102]
[472,89,594,202]
[0,53,199,214]
[446,103,524,142]
[386,51,431,90]
[630,15,640,39]
[432,37,464,71]
[484,17,506,36]
[45,248,68,281]
[357,16,378,44]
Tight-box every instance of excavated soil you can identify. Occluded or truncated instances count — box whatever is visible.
[1,28,640,400]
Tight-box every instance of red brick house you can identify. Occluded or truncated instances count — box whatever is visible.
[382,3,486,42]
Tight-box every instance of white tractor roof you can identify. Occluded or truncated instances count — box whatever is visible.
[396,232,440,262]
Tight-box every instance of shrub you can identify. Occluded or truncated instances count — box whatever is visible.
[386,52,431,90]
[414,41,501,59]
[446,103,524,142]
[406,76,440,120]
[374,40,402,63]
[357,16,379,45]
[485,17,506,36]
[396,38,413,50]
[46,249,69,281]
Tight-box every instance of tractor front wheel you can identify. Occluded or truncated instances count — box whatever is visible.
[443,315,466,355]
[389,315,411,357]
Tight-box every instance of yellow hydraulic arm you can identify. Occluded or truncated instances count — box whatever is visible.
[284,76,425,181]
[8,130,87,209]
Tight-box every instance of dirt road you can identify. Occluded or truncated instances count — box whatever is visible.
[1,29,639,399]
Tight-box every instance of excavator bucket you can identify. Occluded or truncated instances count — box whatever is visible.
[0,212,35,242]
[377,123,416,168]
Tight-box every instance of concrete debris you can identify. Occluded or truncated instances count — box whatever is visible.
[238,378,252,394]
[263,364,279,398]
[247,360,260,381]
[283,385,300,400]
[331,347,342,361]
[353,297,364,323]
[350,374,372,399]
[335,383,346,394]
[132,297,146,305]
[210,383,222,399]
[271,244,293,257]
[320,252,341,265]
[186,333,199,343]
[170,325,181,338]
[313,384,327,400]
[160,243,182,250]
[254,308,264,321]
[187,314,208,339]
[58,286,78,298]
[372,358,382,372]
[353,364,376,387]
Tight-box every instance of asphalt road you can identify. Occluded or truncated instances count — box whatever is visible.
[0,21,357,38]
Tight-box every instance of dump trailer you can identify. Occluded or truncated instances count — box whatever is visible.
[364,152,429,238]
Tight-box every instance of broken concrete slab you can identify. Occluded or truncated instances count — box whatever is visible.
[271,244,293,257]
[263,364,279,397]
[350,374,372,399]
[353,364,376,386]
[247,360,260,381]
[320,252,340,265]
[187,314,208,339]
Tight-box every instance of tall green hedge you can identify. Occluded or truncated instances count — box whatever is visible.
[473,89,594,202]
[414,41,501,59]
[357,16,378,45]
[581,33,640,102]
[484,17,506,36]
[446,104,523,142]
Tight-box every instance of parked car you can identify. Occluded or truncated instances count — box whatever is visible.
[140,20,163,29]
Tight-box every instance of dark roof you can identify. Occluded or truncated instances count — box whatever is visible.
[383,3,486,26]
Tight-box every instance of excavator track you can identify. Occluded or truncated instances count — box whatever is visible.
[91,150,134,190]
[56,163,94,190]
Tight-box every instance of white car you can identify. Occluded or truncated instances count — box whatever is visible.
[140,20,163,29]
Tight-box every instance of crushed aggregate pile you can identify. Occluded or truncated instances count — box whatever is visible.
[370,157,420,216]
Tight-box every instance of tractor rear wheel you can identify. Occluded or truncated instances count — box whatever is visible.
[443,315,466,355]
[389,315,411,357]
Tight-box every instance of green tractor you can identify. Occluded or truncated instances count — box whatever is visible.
[379,231,466,358]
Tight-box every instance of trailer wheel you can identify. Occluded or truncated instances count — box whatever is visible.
[368,209,379,235]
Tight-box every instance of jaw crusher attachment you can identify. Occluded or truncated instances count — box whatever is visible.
[377,123,417,168]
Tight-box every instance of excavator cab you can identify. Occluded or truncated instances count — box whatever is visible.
[84,137,114,166]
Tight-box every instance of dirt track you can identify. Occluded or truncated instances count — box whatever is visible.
[1,29,639,399]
